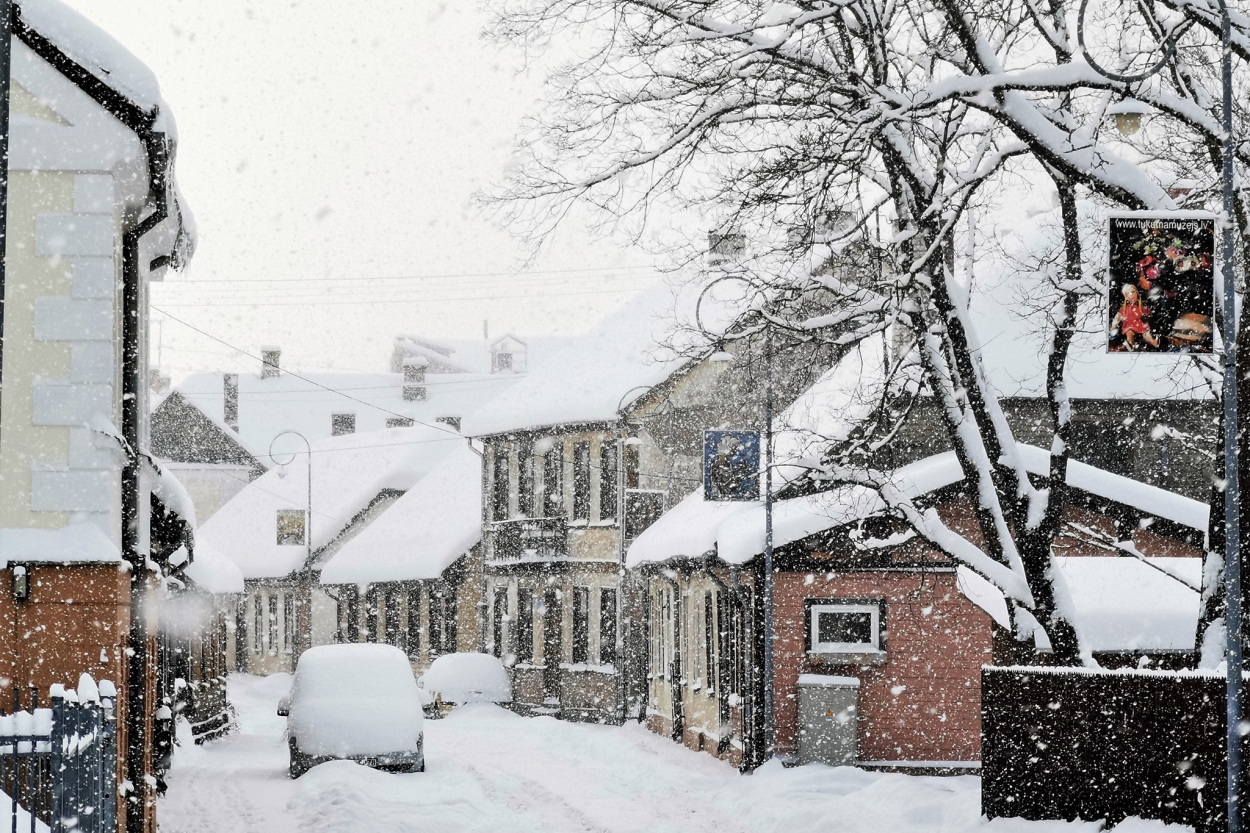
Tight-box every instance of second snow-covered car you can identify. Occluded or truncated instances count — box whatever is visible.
[280,643,424,777]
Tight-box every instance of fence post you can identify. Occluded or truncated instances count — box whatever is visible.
[99,682,116,833]
[48,686,64,833]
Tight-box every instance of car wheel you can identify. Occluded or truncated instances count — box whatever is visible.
[289,738,311,779]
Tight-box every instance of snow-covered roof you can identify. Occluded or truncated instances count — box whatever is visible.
[171,540,245,595]
[0,523,122,566]
[1056,556,1200,652]
[173,369,516,457]
[463,282,689,436]
[18,0,163,112]
[627,443,1208,569]
[197,425,467,579]
[319,444,482,585]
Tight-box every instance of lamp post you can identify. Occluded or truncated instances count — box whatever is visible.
[270,430,312,657]
[1078,3,1241,828]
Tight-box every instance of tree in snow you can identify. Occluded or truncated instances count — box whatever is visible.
[489,0,1250,664]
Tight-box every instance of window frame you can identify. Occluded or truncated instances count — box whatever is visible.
[331,412,356,436]
[406,588,422,657]
[492,586,508,659]
[598,441,618,522]
[267,594,278,655]
[805,599,886,657]
[491,446,511,521]
[543,442,564,517]
[253,592,263,653]
[282,592,296,654]
[599,588,618,667]
[276,509,306,546]
[572,442,591,521]
[516,588,534,663]
[384,590,402,647]
[572,586,590,664]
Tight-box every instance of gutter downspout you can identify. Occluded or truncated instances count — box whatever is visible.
[467,438,488,653]
[0,0,11,454]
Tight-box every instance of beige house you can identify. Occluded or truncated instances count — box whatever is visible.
[463,283,835,724]
[0,3,194,831]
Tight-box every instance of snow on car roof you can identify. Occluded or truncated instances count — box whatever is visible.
[419,653,512,705]
[198,425,466,579]
[462,281,691,437]
[319,443,482,585]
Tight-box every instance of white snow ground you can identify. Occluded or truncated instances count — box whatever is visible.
[159,673,1188,833]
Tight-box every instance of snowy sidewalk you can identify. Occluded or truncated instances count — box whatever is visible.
[159,673,1178,833]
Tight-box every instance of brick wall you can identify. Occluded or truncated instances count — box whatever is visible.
[772,569,992,763]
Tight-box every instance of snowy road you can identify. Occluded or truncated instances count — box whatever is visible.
[159,674,1170,833]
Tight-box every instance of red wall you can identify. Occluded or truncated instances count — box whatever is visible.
[773,569,992,762]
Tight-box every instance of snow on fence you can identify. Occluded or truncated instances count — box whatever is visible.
[981,665,1227,833]
[0,675,118,833]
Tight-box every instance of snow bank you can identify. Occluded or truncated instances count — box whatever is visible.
[288,644,423,758]
[419,653,512,704]
[0,522,120,566]
[319,444,481,585]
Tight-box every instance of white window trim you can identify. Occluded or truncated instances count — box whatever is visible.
[809,602,882,654]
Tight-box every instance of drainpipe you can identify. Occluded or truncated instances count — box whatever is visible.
[466,438,488,653]
[0,0,11,450]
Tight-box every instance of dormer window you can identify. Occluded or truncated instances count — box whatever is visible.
[332,413,356,436]
[276,509,306,545]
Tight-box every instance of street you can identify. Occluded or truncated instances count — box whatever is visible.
[158,675,1170,833]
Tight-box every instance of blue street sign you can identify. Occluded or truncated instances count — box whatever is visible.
[703,430,761,501]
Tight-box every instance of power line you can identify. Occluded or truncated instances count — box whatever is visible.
[153,286,643,308]
[164,264,655,284]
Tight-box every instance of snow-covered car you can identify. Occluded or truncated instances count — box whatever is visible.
[280,643,424,778]
[418,653,512,712]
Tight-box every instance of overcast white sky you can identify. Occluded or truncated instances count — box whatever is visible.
[69,0,663,379]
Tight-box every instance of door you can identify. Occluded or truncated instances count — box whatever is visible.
[542,588,562,705]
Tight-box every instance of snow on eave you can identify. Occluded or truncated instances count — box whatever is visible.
[172,541,245,595]
[0,523,122,565]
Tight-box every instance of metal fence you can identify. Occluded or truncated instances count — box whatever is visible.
[0,674,118,833]
[982,665,1227,833]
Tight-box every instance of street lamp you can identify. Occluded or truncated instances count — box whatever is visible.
[270,430,312,657]
[1106,98,1155,137]
[1078,2,1242,828]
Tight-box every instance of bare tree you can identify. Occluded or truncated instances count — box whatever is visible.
[489,0,1248,664]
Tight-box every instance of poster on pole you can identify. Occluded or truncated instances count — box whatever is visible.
[703,430,760,501]
[1107,212,1215,353]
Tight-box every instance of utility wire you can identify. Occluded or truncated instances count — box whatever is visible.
[165,264,654,284]
[154,286,642,308]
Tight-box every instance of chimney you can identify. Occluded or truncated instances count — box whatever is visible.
[403,356,428,401]
[223,373,239,432]
[261,346,281,379]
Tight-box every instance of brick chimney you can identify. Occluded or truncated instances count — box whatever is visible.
[403,356,428,401]
[223,373,239,432]
[261,346,281,379]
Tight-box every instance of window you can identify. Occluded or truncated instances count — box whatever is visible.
[444,592,458,652]
[516,589,534,663]
[493,352,513,373]
[518,441,534,517]
[599,588,617,666]
[365,588,380,642]
[429,592,444,657]
[342,587,360,643]
[492,587,508,659]
[808,600,884,655]
[599,442,618,521]
[572,587,590,664]
[437,416,461,432]
[276,509,306,545]
[386,417,414,428]
[572,442,591,521]
[492,447,510,521]
[253,593,263,653]
[331,412,356,436]
[282,592,295,654]
[624,442,640,490]
[704,592,716,697]
[406,588,421,657]
[267,595,278,655]
[385,591,402,647]
[543,442,564,517]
